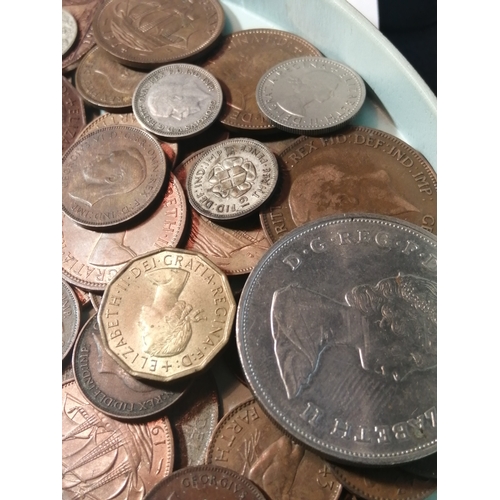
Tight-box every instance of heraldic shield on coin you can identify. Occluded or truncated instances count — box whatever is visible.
[236,214,437,466]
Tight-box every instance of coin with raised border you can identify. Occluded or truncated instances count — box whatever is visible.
[62,76,86,155]
[62,280,81,361]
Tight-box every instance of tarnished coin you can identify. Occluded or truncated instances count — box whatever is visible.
[330,463,437,500]
[256,56,366,135]
[62,380,174,499]
[260,128,437,243]
[74,314,191,419]
[93,0,225,68]
[175,149,271,275]
[207,397,343,500]
[202,28,322,132]
[75,46,147,109]
[62,76,86,155]
[144,464,267,500]
[62,280,81,361]
[62,173,186,291]
[186,138,279,220]
[62,125,167,228]
[98,248,236,382]
[62,9,78,55]
[132,64,223,139]
[237,215,437,465]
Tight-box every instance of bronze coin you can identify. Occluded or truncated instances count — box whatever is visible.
[75,45,148,109]
[62,172,187,291]
[62,76,86,155]
[260,127,437,243]
[62,379,174,499]
[144,464,267,500]
[202,28,322,132]
[62,125,167,228]
[92,0,225,69]
[62,280,81,361]
[73,314,192,419]
[206,398,343,500]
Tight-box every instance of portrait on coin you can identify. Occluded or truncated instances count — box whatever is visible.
[68,147,147,206]
[271,273,437,400]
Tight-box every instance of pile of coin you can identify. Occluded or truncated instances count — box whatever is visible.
[62,1,437,499]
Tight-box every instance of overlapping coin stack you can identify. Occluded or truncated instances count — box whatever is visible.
[62,1,437,499]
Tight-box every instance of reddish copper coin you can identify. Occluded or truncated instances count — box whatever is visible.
[62,76,86,155]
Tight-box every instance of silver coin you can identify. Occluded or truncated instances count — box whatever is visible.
[62,9,78,56]
[62,280,80,361]
[132,64,223,139]
[236,214,437,465]
[256,56,366,135]
[186,138,279,220]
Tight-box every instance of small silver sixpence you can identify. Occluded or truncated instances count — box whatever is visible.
[186,138,279,221]
[256,56,366,135]
[62,9,78,56]
[132,64,223,139]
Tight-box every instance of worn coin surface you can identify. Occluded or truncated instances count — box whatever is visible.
[99,248,236,382]
[237,214,437,465]
[186,138,279,220]
[132,63,223,139]
[175,149,271,275]
[93,0,225,68]
[62,125,167,228]
[75,46,147,109]
[73,314,192,419]
[62,9,78,55]
[62,380,174,499]
[62,76,87,155]
[207,398,343,500]
[62,280,81,361]
[260,127,437,242]
[202,28,322,132]
[144,464,268,500]
[256,56,366,135]
[62,173,186,291]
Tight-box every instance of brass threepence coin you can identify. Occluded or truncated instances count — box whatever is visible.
[62,173,186,291]
[132,63,223,139]
[62,380,174,499]
[186,138,279,221]
[202,28,322,132]
[93,0,225,68]
[75,46,148,110]
[175,149,271,275]
[260,127,437,243]
[98,248,236,382]
[143,464,267,500]
[237,215,437,465]
[207,397,343,500]
[73,314,192,420]
[62,280,81,361]
[62,76,86,155]
[256,56,366,135]
[62,125,167,228]
[62,9,78,55]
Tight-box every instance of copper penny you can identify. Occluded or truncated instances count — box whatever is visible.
[260,127,437,243]
[62,0,103,73]
[73,314,192,419]
[175,149,271,275]
[98,248,236,382]
[206,398,343,500]
[62,173,187,291]
[75,45,148,109]
[144,464,267,500]
[92,0,225,68]
[62,280,81,361]
[62,125,167,228]
[77,113,179,167]
[62,379,174,499]
[62,76,86,155]
[202,28,322,132]
[330,463,437,500]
